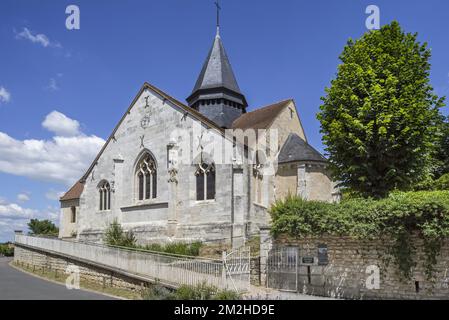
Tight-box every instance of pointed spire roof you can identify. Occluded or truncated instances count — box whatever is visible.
[191,33,242,94]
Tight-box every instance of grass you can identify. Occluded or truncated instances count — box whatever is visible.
[12,261,142,300]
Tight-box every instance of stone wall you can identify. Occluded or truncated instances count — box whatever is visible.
[269,100,306,147]
[59,199,79,238]
[260,230,449,300]
[14,245,154,293]
[250,256,261,286]
[275,162,338,204]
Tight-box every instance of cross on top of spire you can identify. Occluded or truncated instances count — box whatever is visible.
[215,0,221,35]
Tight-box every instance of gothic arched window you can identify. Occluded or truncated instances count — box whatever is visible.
[99,181,111,211]
[136,153,157,201]
[195,163,215,201]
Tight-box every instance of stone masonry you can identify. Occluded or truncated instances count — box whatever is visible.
[260,231,449,300]
[14,245,154,293]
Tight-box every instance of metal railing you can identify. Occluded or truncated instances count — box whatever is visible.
[15,234,250,292]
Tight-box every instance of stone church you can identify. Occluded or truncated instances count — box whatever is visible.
[59,26,339,247]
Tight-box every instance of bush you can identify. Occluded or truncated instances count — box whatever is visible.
[141,285,175,300]
[0,244,14,257]
[175,282,216,300]
[141,282,241,300]
[174,282,241,300]
[413,173,449,191]
[104,220,202,256]
[213,290,241,300]
[143,241,203,256]
[270,191,449,280]
[434,173,449,190]
[103,220,137,247]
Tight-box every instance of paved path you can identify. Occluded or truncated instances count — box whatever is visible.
[245,285,336,300]
[0,257,115,300]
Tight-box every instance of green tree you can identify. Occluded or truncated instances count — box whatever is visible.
[27,219,59,236]
[434,115,449,178]
[317,21,445,198]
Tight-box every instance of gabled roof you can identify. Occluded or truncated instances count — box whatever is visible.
[60,181,84,201]
[61,82,230,202]
[232,99,292,130]
[191,34,241,94]
[278,133,327,164]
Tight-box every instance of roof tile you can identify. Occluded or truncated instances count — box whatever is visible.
[232,99,292,130]
[60,181,84,201]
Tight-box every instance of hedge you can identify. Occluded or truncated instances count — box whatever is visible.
[270,191,449,280]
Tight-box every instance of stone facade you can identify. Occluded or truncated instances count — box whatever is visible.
[59,199,79,238]
[275,162,339,203]
[58,82,337,248]
[269,100,306,149]
[260,232,449,300]
[74,85,251,247]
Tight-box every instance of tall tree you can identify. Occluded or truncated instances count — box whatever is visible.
[317,21,445,198]
[433,116,449,179]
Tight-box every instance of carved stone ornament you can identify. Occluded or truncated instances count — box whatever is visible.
[140,114,151,129]
[253,163,264,178]
[168,168,178,184]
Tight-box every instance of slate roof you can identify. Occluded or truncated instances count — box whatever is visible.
[278,133,327,164]
[191,34,242,94]
[60,180,84,201]
[232,99,292,130]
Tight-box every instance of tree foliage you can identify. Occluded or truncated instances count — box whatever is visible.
[27,219,59,236]
[317,21,445,198]
[434,116,449,178]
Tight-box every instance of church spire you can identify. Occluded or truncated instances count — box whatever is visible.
[186,1,247,129]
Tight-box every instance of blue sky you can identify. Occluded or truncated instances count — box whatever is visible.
[0,0,448,242]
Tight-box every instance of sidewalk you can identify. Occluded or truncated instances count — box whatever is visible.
[244,285,337,300]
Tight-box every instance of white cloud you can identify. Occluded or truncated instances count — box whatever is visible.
[0,111,105,186]
[0,200,59,242]
[46,78,59,91]
[45,189,65,201]
[0,202,35,220]
[0,87,11,104]
[42,110,80,137]
[17,193,30,202]
[15,27,61,48]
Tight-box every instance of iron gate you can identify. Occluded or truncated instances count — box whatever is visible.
[223,246,251,292]
[267,246,327,293]
[267,246,299,291]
